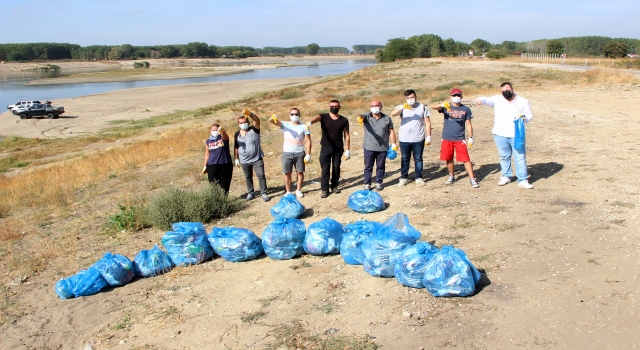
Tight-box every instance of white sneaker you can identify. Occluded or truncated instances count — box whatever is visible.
[295,190,304,198]
[397,178,409,187]
[415,178,426,186]
[518,181,534,189]
[497,177,512,186]
[364,184,371,190]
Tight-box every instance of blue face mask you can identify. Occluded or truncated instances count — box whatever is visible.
[239,123,249,130]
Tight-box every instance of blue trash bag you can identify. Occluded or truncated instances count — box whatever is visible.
[387,146,397,160]
[133,245,174,277]
[422,245,482,297]
[304,218,346,255]
[382,212,421,243]
[55,267,108,299]
[347,190,385,214]
[161,222,215,266]
[91,252,135,286]
[514,117,526,153]
[270,193,306,219]
[394,242,440,288]
[361,229,414,277]
[207,227,264,262]
[262,217,307,260]
[340,220,383,265]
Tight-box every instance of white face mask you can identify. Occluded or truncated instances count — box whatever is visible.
[370,107,380,114]
[211,131,220,137]
[451,96,461,104]
[290,115,300,122]
[406,99,416,106]
[239,123,249,130]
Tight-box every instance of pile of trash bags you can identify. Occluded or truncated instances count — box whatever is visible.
[340,220,381,265]
[56,212,483,299]
[347,190,385,213]
[304,218,346,255]
[262,217,306,260]
[208,227,263,262]
[270,193,306,219]
[133,245,174,277]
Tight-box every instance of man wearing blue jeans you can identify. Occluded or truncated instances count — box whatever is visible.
[390,90,432,187]
[475,82,534,189]
[357,99,397,191]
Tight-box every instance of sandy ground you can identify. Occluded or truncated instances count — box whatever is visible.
[0,76,322,138]
[1,60,640,349]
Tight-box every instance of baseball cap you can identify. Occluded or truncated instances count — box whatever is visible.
[450,88,462,96]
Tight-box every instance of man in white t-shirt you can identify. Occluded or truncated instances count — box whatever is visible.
[270,108,312,198]
[475,82,534,189]
[390,89,432,187]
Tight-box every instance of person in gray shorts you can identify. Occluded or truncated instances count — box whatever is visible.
[234,110,270,202]
[269,108,312,198]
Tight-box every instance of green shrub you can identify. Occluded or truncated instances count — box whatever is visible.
[486,50,508,59]
[147,184,244,229]
[107,204,150,231]
[133,61,150,68]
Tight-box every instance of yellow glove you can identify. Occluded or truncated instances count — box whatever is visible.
[357,116,364,126]
[425,136,432,146]
[218,126,225,134]
[403,103,411,109]
[270,114,278,123]
[202,166,207,174]
[304,154,311,164]
[242,108,250,117]
[390,143,398,151]
[443,101,451,110]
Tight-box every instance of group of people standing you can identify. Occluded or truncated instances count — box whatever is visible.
[202,82,534,200]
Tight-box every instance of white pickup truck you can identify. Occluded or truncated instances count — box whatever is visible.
[7,100,41,112]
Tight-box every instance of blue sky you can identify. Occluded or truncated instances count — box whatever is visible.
[2,0,639,48]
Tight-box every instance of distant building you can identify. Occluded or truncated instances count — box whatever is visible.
[628,54,639,58]
[468,49,475,56]
[513,51,522,56]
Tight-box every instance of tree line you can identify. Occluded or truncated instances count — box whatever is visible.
[376,35,640,62]
[0,42,352,62]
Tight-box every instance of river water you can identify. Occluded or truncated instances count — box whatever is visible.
[1,59,375,110]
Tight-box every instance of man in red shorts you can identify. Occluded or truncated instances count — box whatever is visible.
[429,88,478,188]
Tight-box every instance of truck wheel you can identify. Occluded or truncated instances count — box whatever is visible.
[20,114,28,120]
[46,113,55,119]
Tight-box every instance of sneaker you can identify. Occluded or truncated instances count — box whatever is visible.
[397,178,409,187]
[331,187,341,194]
[364,184,371,190]
[415,178,426,186]
[295,190,304,198]
[470,178,479,188]
[445,175,455,185]
[246,192,255,201]
[375,183,383,191]
[261,193,271,202]
[518,181,534,189]
[321,190,330,198]
[497,177,512,186]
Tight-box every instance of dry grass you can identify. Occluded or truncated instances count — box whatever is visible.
[581,69,639,84]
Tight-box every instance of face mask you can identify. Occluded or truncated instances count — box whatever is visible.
[370,107,380,114]
[329,107,340,114]
[211,131,220,137]
[451,96,461,104]
[406,99,416,106]
[239,123,249,130]
[502,90,514,100]
[290,115,300,122]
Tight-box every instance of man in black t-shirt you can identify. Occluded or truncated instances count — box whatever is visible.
[307,100,351,198]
